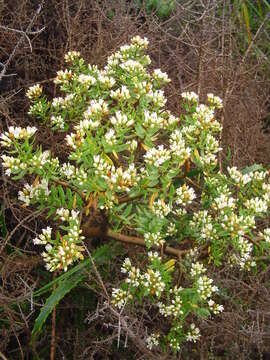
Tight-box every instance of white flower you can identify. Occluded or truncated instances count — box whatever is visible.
[190,262,206,277]
[152,69,170,83]
[175,184,196,206]
[144,145,171,167]
[151,199,171,218]
[54,69,72,84]
[64,51,81,62]
[131,35,149,48]
[207,93,223,109]
[181,91,198,102]
[244,197,268,214]
[77,74,96,86]
[26,84,43,100]
[111,288,132,309]
[110,86,130,101]
[110,111,134,128]
[186,323,201,342]
[144,232,165,248]
[0,126,37,147]
[146,90,167,107]
[146,333,160,350]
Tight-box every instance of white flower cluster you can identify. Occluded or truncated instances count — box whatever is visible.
[18,178,50,206]
[64,50,81,62]
[151,199,171,218]
[208,299,224,314]
[169,337,181,352]
[1,154,27,176]
[146,89,167,107]
[54,69,73,85]
[29,150,51,168]
[221,213,255,237]
[144,232,165,248]
[144,145,170,167]
[190,210,217,242]
[175,184,196,206]
[110,110,134,128]
[181,91,199,102]
[0,126,37,147]
[143,110,166,129]
[228,166,252,185]
[104,129,117,146]
[120,59,144,73]
[110,85,130,101]
[51,94,75,109]
[109,164,138,192]
[59,162,87,186]
[186,323,201,342]
[147,251,162,262]
[229,236,255,270]
[196,275,219,300]
[212,193,235,212]
[207,93,223,109]
[84,98,109,119]
[200,133,222,166]
[51,115,65,130]
[93,155,112,179]
[26,84,43,100]
[113,255,167,309]
[191,263,219,300]
[152,69,170,83]
[33,226,52,245]
[190,262,207,277]
[93,156,138,193]
[37,209,85,272]
[131,35,149,48]
[244,197,268,215]
[143,269,166,297]
[158,286,183,318]
[146,333,160,350]
[97,72,116,89]
[260,228,270,243]
[121,258,141,288]
[77,74,96,87]
[166,222,177,236]
[169,129,191,163]
[111,288,132,309]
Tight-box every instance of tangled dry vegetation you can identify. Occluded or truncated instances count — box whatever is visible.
[1,1,270,359]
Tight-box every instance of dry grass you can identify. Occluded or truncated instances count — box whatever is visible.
[1,0,270,358]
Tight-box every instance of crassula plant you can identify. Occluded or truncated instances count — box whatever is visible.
[2,35,270,353]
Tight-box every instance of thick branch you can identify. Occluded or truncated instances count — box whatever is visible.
[106,229,188,258]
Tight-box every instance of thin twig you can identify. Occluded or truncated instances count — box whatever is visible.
[0,351,8,360]
[82,243,110,299]
[0,1,45,82]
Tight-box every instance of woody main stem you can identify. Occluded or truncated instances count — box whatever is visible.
[82,225,189,259]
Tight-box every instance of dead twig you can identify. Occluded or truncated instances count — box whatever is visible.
[0,1,45,82]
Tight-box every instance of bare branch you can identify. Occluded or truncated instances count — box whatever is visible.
[0,1,45,82]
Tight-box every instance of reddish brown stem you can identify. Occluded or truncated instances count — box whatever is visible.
[106,229,188,258]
